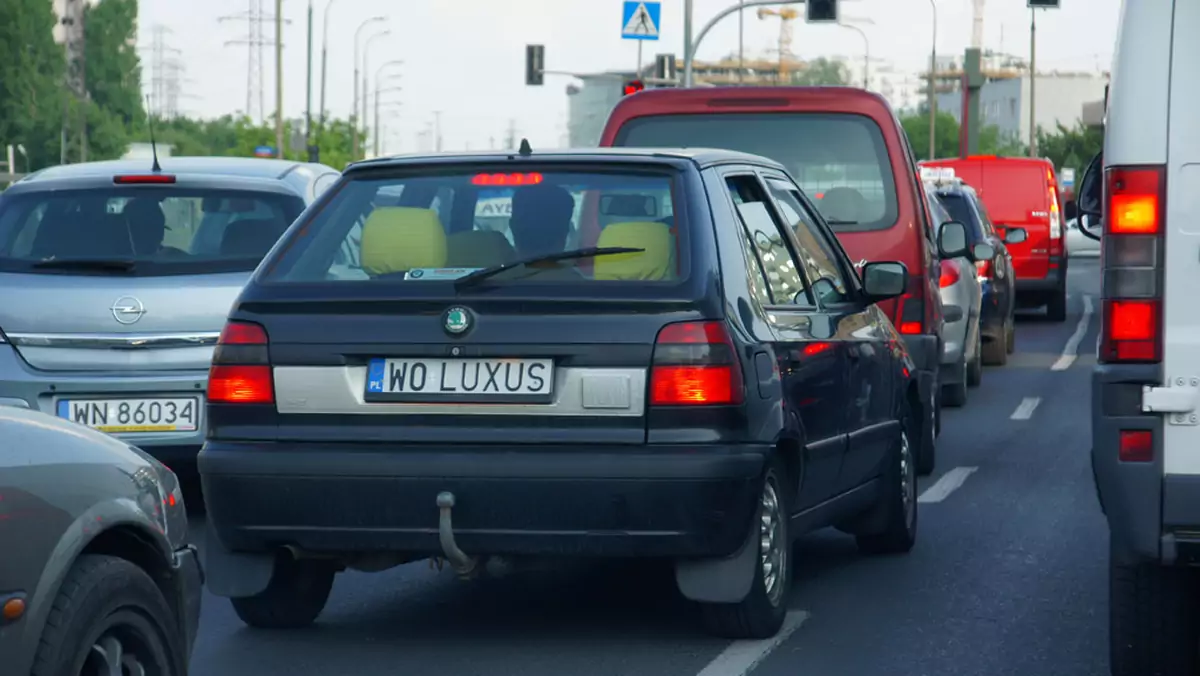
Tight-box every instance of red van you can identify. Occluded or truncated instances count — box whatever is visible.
[600,86,950,475]
[920,156,1067,321]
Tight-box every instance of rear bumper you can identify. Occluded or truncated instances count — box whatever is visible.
[0,345,207,462]
[1015,256,1067,294]
[200,441,768,558]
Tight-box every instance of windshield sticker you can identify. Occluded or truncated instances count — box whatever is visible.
[404,267,482,281]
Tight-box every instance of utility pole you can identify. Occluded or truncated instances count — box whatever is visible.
[927,0,937,161]
[1028,8,1038,156]
[434,111,443,152]
[275,0,285,158]
[504,119,517,149]
[305,0,315,161]
[319,0,336,126]
[221,0,287,123]
[60,0,87,164]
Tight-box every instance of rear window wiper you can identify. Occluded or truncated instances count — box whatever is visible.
[31,258,137,272]
[453,246,645,290]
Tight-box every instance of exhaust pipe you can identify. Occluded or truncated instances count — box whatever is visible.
[436,492,478,578]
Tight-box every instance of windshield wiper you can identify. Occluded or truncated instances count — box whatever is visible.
[454,246,645,290]
[31,258,137,272]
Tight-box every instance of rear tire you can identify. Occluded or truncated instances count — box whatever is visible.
[942,358,968,408]
[231,552,336,629]
[699,458,791,639]
[1046,288,1068,322]
[856,405,918,555]
[1005,317,1016,355]
[1109,542,1200,676]
[982,324,1008,366]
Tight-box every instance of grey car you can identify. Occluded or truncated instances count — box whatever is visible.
[0,157,338,473]
[0,405,202,675]
[924,184,986,408]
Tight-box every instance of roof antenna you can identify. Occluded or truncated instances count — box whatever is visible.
[518,138,533,157]
[145,96,162,173]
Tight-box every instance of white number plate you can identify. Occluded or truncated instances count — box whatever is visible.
[365,358,554,401]
[57,397,200,433]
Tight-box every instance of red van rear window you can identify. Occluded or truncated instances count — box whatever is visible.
[613,113,899,233]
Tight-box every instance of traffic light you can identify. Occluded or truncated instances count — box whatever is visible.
[623,80,646,96]
[805,0,838,23]
[1027,0,1060,6]
[525,44,545,86]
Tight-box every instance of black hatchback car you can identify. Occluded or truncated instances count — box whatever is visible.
[199,148,937,639]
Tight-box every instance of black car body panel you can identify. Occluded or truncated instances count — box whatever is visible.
[200,148,920,602]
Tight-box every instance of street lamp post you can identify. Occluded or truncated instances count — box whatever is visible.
[374,96,403,156]
[839,22,869,89]
[361,30,391,157]
[927,0,938,161]
[373,61,403,156]
[319,0,338,125]
[352,16,386,160]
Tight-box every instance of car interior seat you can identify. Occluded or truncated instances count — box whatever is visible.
[593,221,675,281]
[360,207,447,276]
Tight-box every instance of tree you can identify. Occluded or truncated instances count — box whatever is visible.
[0,0,68,171]
[83,0,143,129]
[1036,121,1102,178]
[794,58,849,86]
[900,110,1028,161]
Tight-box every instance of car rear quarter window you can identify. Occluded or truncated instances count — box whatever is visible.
[0,187,304,276]
[614,112,899,233]
[263,167,686,289]
[934,192,987,242]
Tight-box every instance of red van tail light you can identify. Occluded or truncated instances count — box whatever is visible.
[939,261,960,288]
[1100,166,1165,364]
[650,321,744,406]
[208,320,274,404]
[1048,171,1064,257]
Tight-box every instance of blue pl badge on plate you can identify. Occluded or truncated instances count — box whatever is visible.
[367,359,386,393]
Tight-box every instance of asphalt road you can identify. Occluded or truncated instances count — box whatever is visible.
[186,258,1106,676]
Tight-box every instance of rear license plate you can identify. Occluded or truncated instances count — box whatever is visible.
[365,358,554,403]
[57,397,201,433]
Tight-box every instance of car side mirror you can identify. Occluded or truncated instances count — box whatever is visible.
[937,221,969,259]
[971,242,995,262]
[1077,152,1103,217]
[861,261,908,301]
[1004,228,1028,245]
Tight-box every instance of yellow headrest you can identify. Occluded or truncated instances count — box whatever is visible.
[447,230,516,268]
[360,207,447,276]
[593,221,674,281]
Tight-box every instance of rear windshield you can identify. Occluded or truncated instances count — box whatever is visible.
[262,168,686,287]
[0,187,304,276]
[613,113,898,232]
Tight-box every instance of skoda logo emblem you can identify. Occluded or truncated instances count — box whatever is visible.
[444,307,472,335]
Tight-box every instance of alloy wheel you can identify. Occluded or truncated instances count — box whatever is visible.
[759,478,787,606]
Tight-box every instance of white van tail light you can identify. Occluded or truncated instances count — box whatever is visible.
[1099,166,1165,364]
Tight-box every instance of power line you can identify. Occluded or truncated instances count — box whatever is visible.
[219,0,289,124]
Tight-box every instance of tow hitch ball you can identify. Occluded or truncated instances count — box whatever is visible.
[435,492,479,578]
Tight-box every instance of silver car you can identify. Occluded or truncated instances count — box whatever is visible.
[0,157,338,472]
[1066,215,1101,257]
[925,185,984,408]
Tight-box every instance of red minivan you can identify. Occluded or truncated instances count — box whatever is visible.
[600,86,950,475]
[920,156,1067,321]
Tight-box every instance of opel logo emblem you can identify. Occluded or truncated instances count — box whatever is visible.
[443,307,471,335]
[110,296,147,325]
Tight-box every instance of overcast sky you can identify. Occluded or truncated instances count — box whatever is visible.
[136,0,1121,153]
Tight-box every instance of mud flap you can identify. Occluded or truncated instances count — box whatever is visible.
[203,521,275,598]
[674,515,758,603]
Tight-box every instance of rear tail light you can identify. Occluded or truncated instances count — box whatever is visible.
[650,321,744,406]
[208,320,274,404]
[1048,169,1064,257]
[1118,429,1154,462]
[1100,166,1165,364]
[975,259,993,280]
[939,261,961,288]
[896,291,924,335]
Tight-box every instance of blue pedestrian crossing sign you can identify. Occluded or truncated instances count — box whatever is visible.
[621,1,661,41]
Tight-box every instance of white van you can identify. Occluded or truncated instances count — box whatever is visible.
[1081,1,1200,674]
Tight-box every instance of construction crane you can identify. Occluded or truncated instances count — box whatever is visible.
[757,6,798,83]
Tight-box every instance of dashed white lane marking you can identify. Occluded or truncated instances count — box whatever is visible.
[1051,294,1094,371]
[695,611,809,676]
[1010,396,1041,420]
[917,466,979,504]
